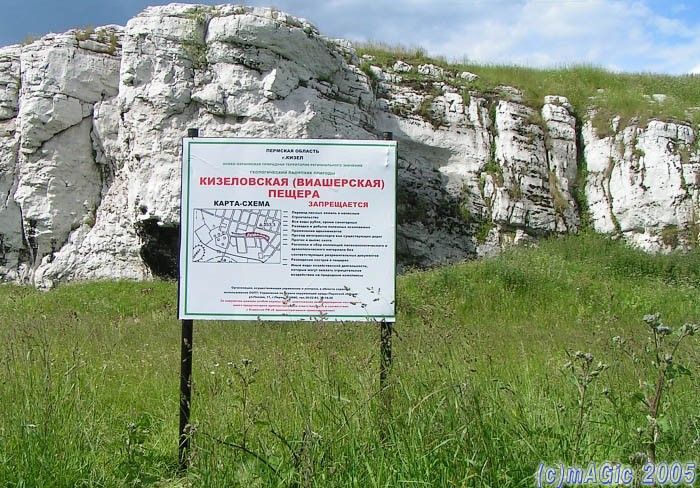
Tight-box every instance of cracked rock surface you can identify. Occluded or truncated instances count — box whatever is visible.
[584,118,700,251]
[0,4,698,286]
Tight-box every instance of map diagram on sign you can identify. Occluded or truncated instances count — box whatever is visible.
[192,209,282,263]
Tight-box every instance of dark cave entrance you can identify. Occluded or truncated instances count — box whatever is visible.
[135,218,180,279]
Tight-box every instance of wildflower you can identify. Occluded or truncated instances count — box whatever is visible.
[643,313,660,326]
[655,325,672,335]
[680,323,699,336]
[574,351,594,363]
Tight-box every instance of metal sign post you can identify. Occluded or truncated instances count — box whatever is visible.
[380,319,392,397]
[178,127,199,471]
[379,132,394,438]
[178,317,193,469]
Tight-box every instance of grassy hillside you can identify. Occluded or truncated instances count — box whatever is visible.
[1,233,699,486]
[357,42,700,128]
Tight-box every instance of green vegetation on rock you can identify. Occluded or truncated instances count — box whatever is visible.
[357,42,700,127]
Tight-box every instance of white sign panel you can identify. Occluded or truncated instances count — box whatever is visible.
[179,138,397,321]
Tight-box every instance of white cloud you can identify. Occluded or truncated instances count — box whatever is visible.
[245,0,700,74]
[422,0,700,73]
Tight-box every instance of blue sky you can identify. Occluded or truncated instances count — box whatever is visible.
[2,0,700,74]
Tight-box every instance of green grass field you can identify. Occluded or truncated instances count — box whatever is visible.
[1,232,699,487]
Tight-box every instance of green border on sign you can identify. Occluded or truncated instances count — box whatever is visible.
[181,139,397,321]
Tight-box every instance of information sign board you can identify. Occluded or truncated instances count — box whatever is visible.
[178,138,397,321]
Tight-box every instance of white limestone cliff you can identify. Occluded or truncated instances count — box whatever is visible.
[373,69,579,259]
[584,117,700,251]
[0,3,698,286]
[0,46,22,280]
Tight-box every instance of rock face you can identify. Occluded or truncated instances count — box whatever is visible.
[0,4,698,286]
[584,118,700,251]
[374,68,580,259]
[0,46,22,279]
[0,27,122,284]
